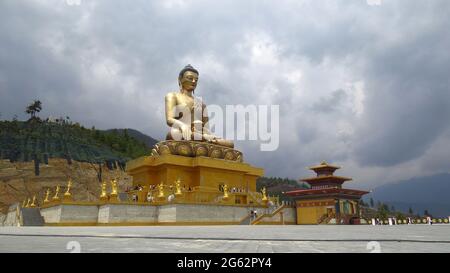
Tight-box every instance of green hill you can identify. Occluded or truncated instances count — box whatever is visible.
[104,128,158,148]
[256,177,310,202]
[0,119,152,169]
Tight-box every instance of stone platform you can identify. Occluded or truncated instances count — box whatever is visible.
[127,141,264,208]
[6,203,295,226]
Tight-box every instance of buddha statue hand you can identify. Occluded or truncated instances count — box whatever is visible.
[168,119,192,141]
[180,123,192,141]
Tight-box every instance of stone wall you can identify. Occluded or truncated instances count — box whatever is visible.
[257,207,296,224]
[170,204,251,223]
[0,213,5,226]
[98,204,158,224]
[32,203,279,225]
[40,206,61,223]
[158,205,177,223]
[41,205,99,225]
[3,203,20,226]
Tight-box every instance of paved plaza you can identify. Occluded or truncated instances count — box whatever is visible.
[0,225,449,253]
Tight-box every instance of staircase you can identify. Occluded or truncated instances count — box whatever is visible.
[20,208,45,226]
[251,205,286,225]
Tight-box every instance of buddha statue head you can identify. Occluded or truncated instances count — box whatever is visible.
[178,64,199,93]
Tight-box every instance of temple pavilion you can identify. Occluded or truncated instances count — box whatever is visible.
[285,161,369,225]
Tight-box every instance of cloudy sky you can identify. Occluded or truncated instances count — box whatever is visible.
[1,0,450,189]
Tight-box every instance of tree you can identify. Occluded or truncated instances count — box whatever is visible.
[377,204,388,220]
[370,198,374,208]
[408,207,414,215]
[25,100,42,120]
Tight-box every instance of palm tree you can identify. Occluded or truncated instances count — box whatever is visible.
[25,100,42,119]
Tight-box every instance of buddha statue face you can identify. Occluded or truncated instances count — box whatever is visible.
[179,71,199,92]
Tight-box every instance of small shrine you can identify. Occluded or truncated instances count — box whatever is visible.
[285,161,369,225]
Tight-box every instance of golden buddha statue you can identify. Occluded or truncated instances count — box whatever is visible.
[261,187,268,202]
[175,178,182,196]
[100,181,108,201]
[111,179,118,196]
[165,65,234,148]
[157,183,165,198]
[222,184,229,200]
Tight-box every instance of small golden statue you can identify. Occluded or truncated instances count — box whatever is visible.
[52,185,60,201]
[44,188,51,204]
[261,187,268,202]
[165,65,234,148]
[64,179,73,201]
[111,179,118,196]
[22,199,26,208]
[175,178,182,196]
[30,195,37,207]
[25,198,31,208]
[100,181,108,201]
[157,183,165,198]
[109,179,119,202]
[223,184,229,200]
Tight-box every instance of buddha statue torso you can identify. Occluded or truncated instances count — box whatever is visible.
[165,65,234,148]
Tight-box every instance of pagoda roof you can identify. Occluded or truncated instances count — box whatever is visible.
[300,175,352,183]
[285,188,369,198]
[308,161,341,171]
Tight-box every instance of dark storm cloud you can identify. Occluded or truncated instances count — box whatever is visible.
[351,1,450,167]
[1,0,450,186]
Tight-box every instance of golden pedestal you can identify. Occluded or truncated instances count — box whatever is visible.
[126,142,264,206]
[62,194,73,202]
